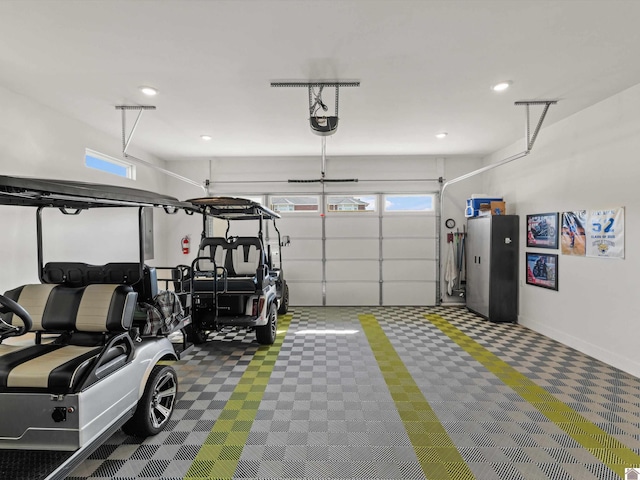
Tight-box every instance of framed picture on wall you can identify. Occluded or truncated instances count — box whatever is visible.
[526,213,559,249]
[526,252,558,290]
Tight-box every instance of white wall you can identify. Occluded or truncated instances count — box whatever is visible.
[483,82,640,377]
[0,84,170,292]
[163,159,210,269]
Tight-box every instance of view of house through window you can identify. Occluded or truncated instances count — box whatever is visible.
[327,195,376,212]
[270,195,434,213]
[270,196,319,213]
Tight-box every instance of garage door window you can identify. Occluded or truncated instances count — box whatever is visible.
[270,196,319,213]
[327,195,376,212]
[384,194,434,212]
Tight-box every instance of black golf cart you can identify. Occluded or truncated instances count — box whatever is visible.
[180,196,289,345]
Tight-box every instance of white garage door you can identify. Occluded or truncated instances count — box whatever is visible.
[271,212,323,306]
[267,193,437,306]
[381,212,437,305]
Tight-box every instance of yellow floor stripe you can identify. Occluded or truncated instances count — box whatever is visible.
[426,313,640,478]
[359,314,474,480]
[185,314,292,480]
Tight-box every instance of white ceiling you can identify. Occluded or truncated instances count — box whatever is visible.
[1,0,640,162]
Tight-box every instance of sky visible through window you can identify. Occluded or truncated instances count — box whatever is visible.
[385,195,434,211]
[85,153,128,178]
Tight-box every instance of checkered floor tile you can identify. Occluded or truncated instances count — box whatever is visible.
[66,307,640,479]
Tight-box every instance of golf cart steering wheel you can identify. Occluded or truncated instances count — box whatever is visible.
[0,294,33,340]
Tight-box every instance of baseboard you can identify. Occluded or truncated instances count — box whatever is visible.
[519,314,640,379]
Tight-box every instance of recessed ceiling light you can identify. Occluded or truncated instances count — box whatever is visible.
[139,86,158,96]
[435,132,448,139]
[200,135,212,141]
[492,81,512,92]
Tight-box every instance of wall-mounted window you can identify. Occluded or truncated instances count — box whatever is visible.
[270,196,319,213]
[384,194,435,212]
[327,195,376,212]
[85,149,135,179]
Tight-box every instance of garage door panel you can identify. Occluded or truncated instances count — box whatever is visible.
[325,260,379,281]
[383,281,435,306]
[226,223,260,237]
[288,281,322,306]
[382,238,435,259]
[383,215,436,237]
[325,216,379,237]
[325,282,379,306]
[383,259,435,281]
[284,239,322,260]
[284,260,322,282]
[325,238,378,259]
[275,216,322,237]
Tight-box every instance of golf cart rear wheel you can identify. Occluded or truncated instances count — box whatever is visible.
[256,303,277,345]
[277,281,289,315]
[122,365,178,437]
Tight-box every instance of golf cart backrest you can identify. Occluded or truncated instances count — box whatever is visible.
[196,238,229,272]
[231,238,263,275]
[41,262,186,337]
[196,237,265,277]
[3,284,137,333]
[42,262,158,302]
[43,262,142,286]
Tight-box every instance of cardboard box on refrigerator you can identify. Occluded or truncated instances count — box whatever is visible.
[490,201,506,215]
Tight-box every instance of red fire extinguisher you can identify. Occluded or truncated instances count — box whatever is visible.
[181,235,190,255]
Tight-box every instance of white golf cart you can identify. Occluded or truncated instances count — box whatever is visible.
[0,175,195,480]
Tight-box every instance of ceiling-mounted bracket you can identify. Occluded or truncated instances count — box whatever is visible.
[271,80,360,136]
[114,105,207,193]
[270,81,361,88]
[115,105,156,156]
[515,100,558,151]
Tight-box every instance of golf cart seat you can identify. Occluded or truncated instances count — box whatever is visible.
[195,238,228,274]
[194,237,268,293]
[42,262,186,336]
[0,283,136,394]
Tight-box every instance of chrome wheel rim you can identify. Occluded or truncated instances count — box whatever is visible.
[150,371,177,429]
[270,309,277,339]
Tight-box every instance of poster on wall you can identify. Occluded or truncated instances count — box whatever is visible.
[561,211,587,256]
[526,252,558,290]
[586,207,625,258]
[526,213,559,249]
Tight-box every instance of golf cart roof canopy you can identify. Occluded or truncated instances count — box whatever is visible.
[0,175,196,211]
[189,196,280,220]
